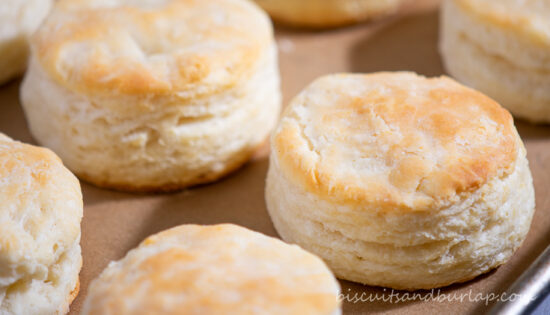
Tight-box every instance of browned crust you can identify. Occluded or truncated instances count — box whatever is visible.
[260,0,410,29]
[273,73,518,211]
[82,224,340,314]
[0,135,64,180]
[268,11,381,29]
[68,278,80,305]
[33,0,271,96]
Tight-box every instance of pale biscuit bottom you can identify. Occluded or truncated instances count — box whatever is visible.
[266,147,535,290]
[0,239,81,314]
[21,46,281,192]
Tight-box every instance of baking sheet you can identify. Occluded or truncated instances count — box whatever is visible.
[1,0,549,314]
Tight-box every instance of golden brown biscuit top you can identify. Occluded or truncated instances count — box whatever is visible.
[32,0,273,96]
[273,73,519,211]
[0,134,60,180]
[83,224,341,315]
[457,0,550,47]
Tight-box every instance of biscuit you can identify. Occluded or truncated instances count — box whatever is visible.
[20,0,281,192]
[81,224,341,315]
[0,134,82,314]
[265,72,535,290]
[256,0,406,28]
[440,0,550,123]
[0,0,53,85]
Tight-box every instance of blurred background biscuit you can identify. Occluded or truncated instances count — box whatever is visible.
[0,0,53,85]
[255,0,407,28]
[440,0,550,123]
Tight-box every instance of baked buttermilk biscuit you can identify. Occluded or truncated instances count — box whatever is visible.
[0,0,53,85]
[255,0,406,28]
[266,72,535,290]
[21,0,281,192]
[81,224,341,315]
[440,0,550,123]
[0,134,82,314]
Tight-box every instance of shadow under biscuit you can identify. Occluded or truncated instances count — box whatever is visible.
[0,80,34,144]
[515,121,550,140]
[132,157,276,247]
[76,157,273,313]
